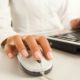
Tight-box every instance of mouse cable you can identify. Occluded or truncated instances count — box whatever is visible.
[37,60,54,80]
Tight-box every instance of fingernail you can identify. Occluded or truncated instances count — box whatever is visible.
[47,51,53,60]
[8,53,13,58]
[34,51,42,60]
[21,49,28,57]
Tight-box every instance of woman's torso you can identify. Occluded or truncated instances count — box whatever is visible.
[10,0,67,35]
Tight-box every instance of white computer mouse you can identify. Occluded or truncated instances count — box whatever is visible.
[17,54,53,76]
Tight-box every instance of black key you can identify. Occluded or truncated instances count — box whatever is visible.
[76,40,80,43]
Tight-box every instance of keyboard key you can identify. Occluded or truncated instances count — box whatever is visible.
[76,40,80,43]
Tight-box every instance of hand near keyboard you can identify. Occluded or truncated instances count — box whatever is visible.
[70,18,80,30]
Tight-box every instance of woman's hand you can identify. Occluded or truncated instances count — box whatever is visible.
[4,35,53,60]
[70,18,80,29]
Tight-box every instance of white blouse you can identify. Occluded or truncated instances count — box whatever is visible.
[0,0,70,45]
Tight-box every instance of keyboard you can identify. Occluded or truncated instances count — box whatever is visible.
[48,30,80,53]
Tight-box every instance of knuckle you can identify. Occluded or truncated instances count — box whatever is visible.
[13,35,20,39]
[27,35,33,38]
[39,36,47,40]
[25,35,33,40]
[6,35,20,44]
[40,35,46,38]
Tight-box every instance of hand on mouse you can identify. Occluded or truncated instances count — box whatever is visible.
[3,35,53,60]
[70,18,80,29]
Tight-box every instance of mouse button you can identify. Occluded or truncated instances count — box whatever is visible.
[17,54,41,72]
[40,57,53,70]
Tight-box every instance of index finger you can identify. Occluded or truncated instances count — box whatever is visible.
[24,36,42,60]
[13,35,28,57]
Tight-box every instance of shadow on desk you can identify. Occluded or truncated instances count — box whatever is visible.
[0,47,32,78]
[0,47,80,80]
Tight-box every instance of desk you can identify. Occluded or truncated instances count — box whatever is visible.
[0,47,80,80]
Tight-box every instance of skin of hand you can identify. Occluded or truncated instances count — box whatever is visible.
[70,18,80,29]
[3,35,53,60]
[3,18,80,61]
